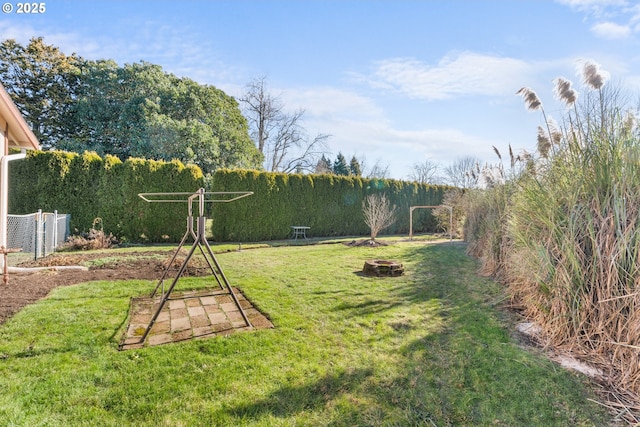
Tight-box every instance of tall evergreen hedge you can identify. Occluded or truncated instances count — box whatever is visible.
[9,150,204,242]
[209,169,449,242]
[9,152,449,243]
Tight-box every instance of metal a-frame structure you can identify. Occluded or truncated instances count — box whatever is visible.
[136,188,253,344]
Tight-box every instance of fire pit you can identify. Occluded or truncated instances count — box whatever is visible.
[362,259,404,277]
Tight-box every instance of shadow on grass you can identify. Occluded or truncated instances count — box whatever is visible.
[331,242,463,318]
[332,296,406,315]
[226,367,374,420]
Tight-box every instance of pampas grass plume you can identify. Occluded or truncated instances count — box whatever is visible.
[509,144,515,169]
[553,77,577,106]
[547,117,563,146]
[582,61,608,90]
[516,87,542,111]
[492,145,502,160]
[536,126,551,158]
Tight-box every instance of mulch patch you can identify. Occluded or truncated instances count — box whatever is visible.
[343,238,390,247]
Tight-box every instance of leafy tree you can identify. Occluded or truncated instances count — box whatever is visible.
[0,37,82,147]
[332,152,349,175]
[63,59,260,174]
[62,60,151,158]
[0,38,262,174]
[349,156,362,176]
[144,74,261,173]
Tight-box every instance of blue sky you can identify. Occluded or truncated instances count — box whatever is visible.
[1,0,640,179]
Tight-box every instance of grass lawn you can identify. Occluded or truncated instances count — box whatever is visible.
[0,240,612,426]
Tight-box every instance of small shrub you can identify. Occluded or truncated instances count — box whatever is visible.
[62,218,118,251]
[434,189,467,238]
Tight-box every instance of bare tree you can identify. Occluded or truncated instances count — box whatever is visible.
[409,159,441,184]
[443,156,481,188]
[357,156,390,179]
[240,76,329,173]
[362,193,397,240]
[240,76,283,155]
[269,111,330,173]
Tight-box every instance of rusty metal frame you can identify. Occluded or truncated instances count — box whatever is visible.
[136,188,253,344]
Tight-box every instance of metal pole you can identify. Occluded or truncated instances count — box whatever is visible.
[0,150,27,268]
[449,206,453,241]
[53,210,58,252]
[409,207,414,241]
[150,216,192,298]
[140,235,200,343]
[35,209,42,260]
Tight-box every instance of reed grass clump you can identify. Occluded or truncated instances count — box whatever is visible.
[467,61,640,412]
[462,155,518,280]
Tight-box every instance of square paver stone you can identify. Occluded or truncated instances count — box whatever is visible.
[170,308,188,319]
[200,296,217,306]
[220,302,239,313]
[148,333,173,346]
[188,306,206,317]
[168,300,186,310]
[185,298,202,307]
[171,316,191,332]
[191,314,211,328]
[119,288,274,350]
[208,312,228,324]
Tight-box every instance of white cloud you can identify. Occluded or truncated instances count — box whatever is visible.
[591,21,632,38]
[0,21,36,42]
[289,94,499,178]
[557,0,640,39]
[0,21,108,60]
[0,19,243,84]
[556,0,627,15]
[280,87,385,122]
[320,117,498,179]
[257,82,499,178]
[359,53,533,101]
[265,53,582,178]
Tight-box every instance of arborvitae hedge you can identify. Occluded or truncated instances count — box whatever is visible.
[209,169,449,242]
[9,153,449,243]
[9,150,204,243]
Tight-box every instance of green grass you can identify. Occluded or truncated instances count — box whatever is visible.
[0,242,611,426]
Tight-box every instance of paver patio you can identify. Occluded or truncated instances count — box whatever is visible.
[119,287,273,350]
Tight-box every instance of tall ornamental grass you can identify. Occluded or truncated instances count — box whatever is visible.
[468,61,640,408]
[463,149,526,281]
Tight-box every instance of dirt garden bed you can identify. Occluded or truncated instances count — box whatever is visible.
[0,250,204,325]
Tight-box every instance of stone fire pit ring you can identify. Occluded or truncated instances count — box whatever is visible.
[362,259,404,277]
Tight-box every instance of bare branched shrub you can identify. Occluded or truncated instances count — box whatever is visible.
[434,189,467,239]
[362,193,397,240]
[61,218,118,251]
